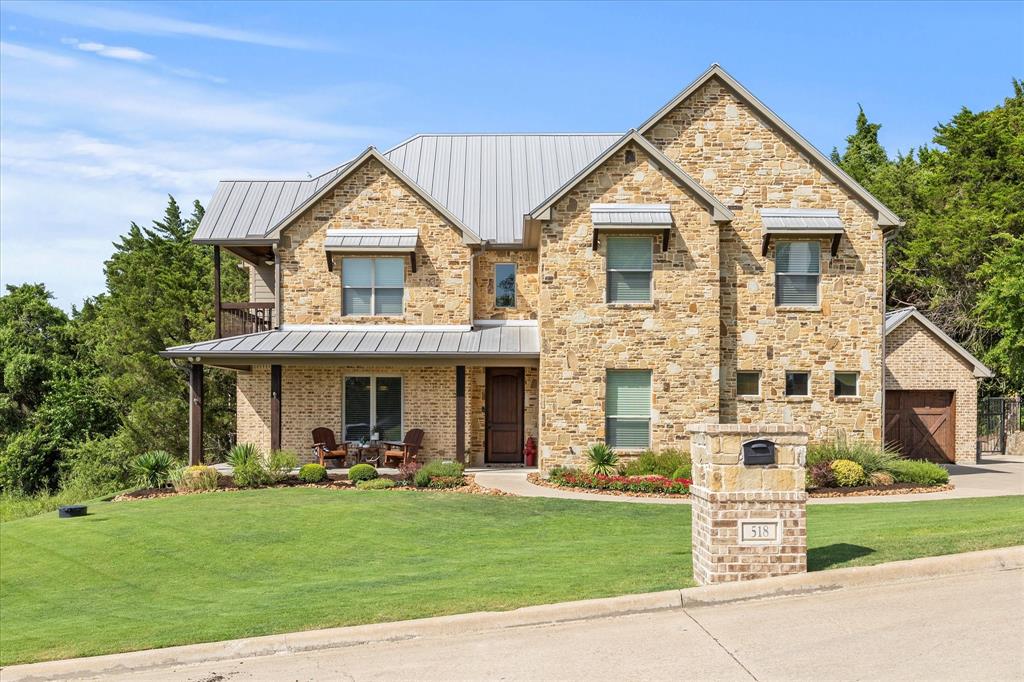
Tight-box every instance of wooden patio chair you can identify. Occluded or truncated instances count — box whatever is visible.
[380,429,424,468]
[311,428,348,468]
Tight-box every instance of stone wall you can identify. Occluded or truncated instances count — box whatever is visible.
[473,249,539,321]
[885,316,979,463]
[538,141,720,470]
[644,76,886,445]
[278,157,472,326]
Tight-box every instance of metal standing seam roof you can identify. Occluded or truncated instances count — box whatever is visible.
[324,229,418,251]
[160,325,540,360]
[761,208,845,233]
[591,203,674,226]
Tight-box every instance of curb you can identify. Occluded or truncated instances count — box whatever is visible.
[5,546,1022,681]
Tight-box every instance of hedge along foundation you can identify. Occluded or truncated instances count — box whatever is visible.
[688,423,808,585]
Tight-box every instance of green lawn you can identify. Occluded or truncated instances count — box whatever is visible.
[1,490,1022,665]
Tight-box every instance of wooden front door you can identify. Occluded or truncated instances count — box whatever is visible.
[486,368,524,464]
[885,390,956,463]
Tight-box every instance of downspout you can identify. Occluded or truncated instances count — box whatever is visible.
[273,243,282,329]
[881,224,901,444]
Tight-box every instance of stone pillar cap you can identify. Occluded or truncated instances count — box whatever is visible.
[686,422,809,434]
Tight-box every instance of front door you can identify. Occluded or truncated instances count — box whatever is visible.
[486,368,524,464]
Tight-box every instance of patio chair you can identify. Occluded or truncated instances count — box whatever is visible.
[380,429,425,467]
[311,428,348,468]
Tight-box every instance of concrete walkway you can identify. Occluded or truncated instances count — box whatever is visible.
[473,455,1024,505]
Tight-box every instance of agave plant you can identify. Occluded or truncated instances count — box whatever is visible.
[133,450,176,488]
[586,443,619,476]
[226,442,262,469]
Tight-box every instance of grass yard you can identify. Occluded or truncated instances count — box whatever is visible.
[1,490,1022,665]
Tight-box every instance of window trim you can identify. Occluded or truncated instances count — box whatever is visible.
[494,262,517,309]
[606,235,654,304]
[342,374,404,442]
[834,371,860,398]
[774,240,821,308]
[736,370,762,398]
[785,370,811,397]
[341,256,405,317]
[605,369,653,450]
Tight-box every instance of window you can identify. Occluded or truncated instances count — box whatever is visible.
[342,257,404,316]
[785,371,810,397]
[775,241,820,306]
[343,376,403,442]
[606,236,652,303]
[495,263,516,308]
[606,370,651,448]
[834,372,859,397]
[736,371,761,397]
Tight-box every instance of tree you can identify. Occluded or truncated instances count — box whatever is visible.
[831,105,890,188]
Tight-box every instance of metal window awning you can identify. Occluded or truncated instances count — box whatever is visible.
[324,229,419,272]
[591,204,674,251]
[760,209,846,257]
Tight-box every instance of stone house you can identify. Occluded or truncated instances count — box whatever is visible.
[164,64,916,470]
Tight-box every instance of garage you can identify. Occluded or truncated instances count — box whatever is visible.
[885,390,955,462]
[884,308,993,464]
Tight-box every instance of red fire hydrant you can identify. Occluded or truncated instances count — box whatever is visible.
[524,437,537,467]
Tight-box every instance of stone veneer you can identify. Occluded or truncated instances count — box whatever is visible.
[473,249,539,321]
[279,157,472,326]
[688,423,807,585]
[646,76,885,445]
[885,316,980,463]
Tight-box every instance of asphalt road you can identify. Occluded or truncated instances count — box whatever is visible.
[111,567,1024,682]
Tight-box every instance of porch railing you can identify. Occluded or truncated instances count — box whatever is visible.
[218,302,274,338]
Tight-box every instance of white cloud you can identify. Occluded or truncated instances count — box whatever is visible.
[63,38,154,63]
[7,3,326,50]
[0,41,77,68]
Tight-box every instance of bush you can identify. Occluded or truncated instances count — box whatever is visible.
[413,460,465,488]
[266,450,298,483]
[357,478,396,490]
[227,443,262,469]
[348,463,378,482]
[232,459,272,488]
[397,460,422,483]
[298,463,327,483]
[807,460,837,488]
[830,459,866,487]
[623,449,689,477]
[170,465,220,493]
[888,459,949,486]
[869,470,895,486]
[132,450,176,488]
[551,471,690,495]
[0,427,57,494]
[547,466,578,484]
[807,434,901,477]
[59,432,134,493]
[586,443,619,476]
[427,476,465,489]
[671,464,692,481]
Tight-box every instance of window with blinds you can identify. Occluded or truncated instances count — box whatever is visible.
[343,376,403,442]
[342,257,404,316]
[606,370,651,449]
[606,236,652,303]
[775,241,820,306]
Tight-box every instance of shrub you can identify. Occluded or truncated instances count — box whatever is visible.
[397,460,422,483]
[427,476,465,489]
[552,471,690,495]
[348,463,379,482]
[807,434,901,477]
[413,461,465,488]
[233,459,272,488]
[170,465,220,493]
[830,459,866,487]
[623,449,689,477]
[59,432,134,493]
[671,464,692,481]
[868,470,895,486]
[586,444,619,476]
[266,450,299,483]
[807,460,837,488]
[298,463,327,483]
[227,443,262,469]
[888,459,949,486]
[547,466,578,484]
[357,478,396,490]
[132,450,176,488]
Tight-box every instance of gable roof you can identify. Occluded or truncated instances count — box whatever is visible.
[885,307,993,378]
[528,131,733,222]
[638,64,903,229]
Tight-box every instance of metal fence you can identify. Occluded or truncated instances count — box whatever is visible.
[978,396,1022,456]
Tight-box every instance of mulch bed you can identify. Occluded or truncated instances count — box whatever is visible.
[807,483,954,497]
[526,473,691,499]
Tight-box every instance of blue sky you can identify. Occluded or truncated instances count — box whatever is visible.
[2,0,1022,310]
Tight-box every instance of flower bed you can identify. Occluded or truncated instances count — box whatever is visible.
[545,468,691,496]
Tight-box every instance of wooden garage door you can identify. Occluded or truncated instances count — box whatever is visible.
[885,390,955,463]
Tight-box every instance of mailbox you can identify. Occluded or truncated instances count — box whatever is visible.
[742,439,776,465]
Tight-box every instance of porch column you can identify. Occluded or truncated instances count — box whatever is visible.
[188,363,204,465]
[213,245,222,338]
[455,365,466,463]
[271,364,282,452]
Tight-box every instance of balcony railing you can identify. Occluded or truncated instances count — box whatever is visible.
[218,302,274,338]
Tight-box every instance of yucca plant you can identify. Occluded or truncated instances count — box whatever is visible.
[586,443,619,476]
[133,450,176,488]
[226,443,262,469]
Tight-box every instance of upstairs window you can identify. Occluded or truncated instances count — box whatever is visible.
[606,370,652,449]
[775,241,820,307]
[606,236,652,303]
[495,263,516,308]
[342,257,404,316]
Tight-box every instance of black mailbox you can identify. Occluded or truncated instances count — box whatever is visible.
[742,439,776,466]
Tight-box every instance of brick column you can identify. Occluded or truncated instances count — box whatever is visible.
[688,423,808,585]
